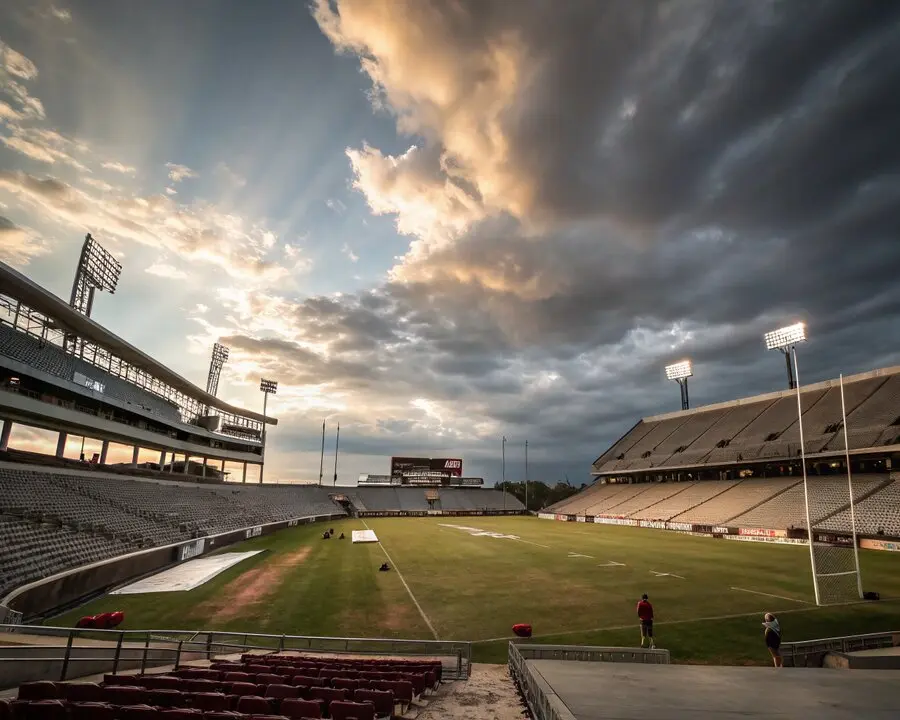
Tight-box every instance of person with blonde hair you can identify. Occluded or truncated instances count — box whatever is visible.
[762,613,782,667]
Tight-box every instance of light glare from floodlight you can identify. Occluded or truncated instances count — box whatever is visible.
[665,360,693,381]
[765,322,806,351]
[260,378,278,394]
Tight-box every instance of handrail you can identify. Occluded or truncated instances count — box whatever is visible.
[781,629,897,665]
[0,625,472,684]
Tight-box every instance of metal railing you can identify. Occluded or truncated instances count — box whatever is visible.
[508,643,670,720]
[0,625,472,683]
[782,630,897,666]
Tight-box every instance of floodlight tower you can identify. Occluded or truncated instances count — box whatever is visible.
[665,360,693,411]
[258,378,277,484]
[66,233,122,353]
[765,322,806,389]
[764,321,818,603]
[206,343,229,397]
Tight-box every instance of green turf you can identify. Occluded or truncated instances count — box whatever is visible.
[48,517,900,665]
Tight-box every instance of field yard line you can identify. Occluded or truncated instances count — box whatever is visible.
[515,538,552,549]
[470,598,888,644]
[730,586,812,604]
[360,519,440,641]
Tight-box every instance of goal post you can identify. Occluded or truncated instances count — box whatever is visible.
[801,367,864,605]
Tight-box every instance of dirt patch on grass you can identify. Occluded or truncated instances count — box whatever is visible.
[417,664,524,720]
[197,547,311,623]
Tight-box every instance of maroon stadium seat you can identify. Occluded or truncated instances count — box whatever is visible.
[331,679,359,692]
[184,679,219,693]
[291,675,323,687]
[116,705,158,719]
[21,699,68,720]
[228,681,260,697]
[150,688,184,707]
[353,689,392,718]
[190,692,230,711]
[103,674,137,686]
[329,700,375,720]
[265,685,299,699]
[280,698,323,719]
[256,674,284,686]
[68,702,115,720]
[143,675,182,690]
[224,672,253,683]
[0,698,10,720]
[103,686,149,706]
[159,710,202,719]
[17,682,60,701]
[63,683,104,703]
[236,696,273,714]
[310,687,348,705]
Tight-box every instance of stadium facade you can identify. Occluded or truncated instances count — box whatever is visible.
[545,366,900,549]
[0,260,275,482]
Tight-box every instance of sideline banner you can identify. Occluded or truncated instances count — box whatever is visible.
[725,534,807,546]
[860,538,900,552]
[738,527,786,538]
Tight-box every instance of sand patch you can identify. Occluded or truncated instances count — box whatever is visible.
[197,547,311,623]
[417,664,524,720]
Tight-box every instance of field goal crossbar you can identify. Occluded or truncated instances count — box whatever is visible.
[0,624,472,685]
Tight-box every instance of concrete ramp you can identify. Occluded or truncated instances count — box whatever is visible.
[528,660,900,719]
[825,646,900,670]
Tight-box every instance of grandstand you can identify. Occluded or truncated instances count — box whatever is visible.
[547,366,900,540]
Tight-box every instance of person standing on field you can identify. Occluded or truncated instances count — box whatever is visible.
[637,593,654,649]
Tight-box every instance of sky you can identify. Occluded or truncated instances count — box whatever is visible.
[1,0,900,485]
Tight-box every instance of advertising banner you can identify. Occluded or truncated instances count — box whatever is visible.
[639,520,667,529]
[725,534,807,546]
[178,538,206,562]
[594,517,638,526]
[860,538,900,552]
[738,527,786,538]
[667,521,694,532]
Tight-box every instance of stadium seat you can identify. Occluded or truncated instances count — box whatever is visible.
[353,689,392,719]
[190,692,230,711]
[236,696,274,714]
[329,700,375,720]
[159,710,202,719]
[68,702,115,720]
[20,699,68,720]
[330,678,359,692]
[265,685,300,700]
[143,675,182,690]
[291,675,323,687]
[185,679,220,693]
[63,683,104,703]
[0,699,9,720]
[17,682,60,701]
[116,705,158,719]
[103,686,149,706]
[279,698,323,719]
[228,682,261,697]
[150,689,184,707]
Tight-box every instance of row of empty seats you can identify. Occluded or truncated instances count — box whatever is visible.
[0,466,344,597]
[6,654,442,720]
[547,474,898,533]
[348,487,522,513]
[593,370,900,473]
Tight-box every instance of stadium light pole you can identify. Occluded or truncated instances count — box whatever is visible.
[765,322,806,390]
[764,322,819,604]
[259,378,277,484]
[665,360,693,411]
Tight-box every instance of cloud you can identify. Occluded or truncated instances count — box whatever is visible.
[0,169,305,283]
[49,6,72,23]
[145,262,188,280]
[325,197,347,213]
[341,242,359,262]
[0,214,49,265]
[1,126,89,170]
[166,162,198,183]
[0,41,44,120]
[101,161,136,175]
[214,162,246,188]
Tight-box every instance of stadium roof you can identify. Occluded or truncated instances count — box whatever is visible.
[0,261,276,425]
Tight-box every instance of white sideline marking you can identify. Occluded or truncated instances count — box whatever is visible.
[597,561,626,567]
[730,586,812,604]
[361,519,440,641]
[516,538,552,549]
[651,570,685,579]
[568,552,594,558]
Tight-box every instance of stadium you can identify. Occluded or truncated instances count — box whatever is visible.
[1,239,899,718]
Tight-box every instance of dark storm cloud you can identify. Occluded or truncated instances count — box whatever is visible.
[259,0,900,481]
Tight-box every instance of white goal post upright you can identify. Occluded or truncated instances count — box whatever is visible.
[792,347,820,606]
[840,373,864,599]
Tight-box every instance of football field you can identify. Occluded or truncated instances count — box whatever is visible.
[51,517,900,665]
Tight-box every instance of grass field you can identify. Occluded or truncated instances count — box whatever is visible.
[50,517,900,665]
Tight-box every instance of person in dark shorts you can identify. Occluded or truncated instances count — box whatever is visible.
[763,613,782,667]
[637,593,654,649]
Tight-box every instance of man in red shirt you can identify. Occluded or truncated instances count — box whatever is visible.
[637,593,654,649]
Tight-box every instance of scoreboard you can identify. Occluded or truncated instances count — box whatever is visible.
[390,457,464,478]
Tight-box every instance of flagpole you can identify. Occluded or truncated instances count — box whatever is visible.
[318,419,326,487]
[524,439,529,513]
[502,436,507,511]
[333,422,340,487]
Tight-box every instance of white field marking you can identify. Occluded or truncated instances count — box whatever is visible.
[730,586,812,604]
[650,570,685,579]
[515,538,553,549]
[360,519,440,641]
[470,597,889,644]
[597,561,626,567]
[567,552,594,558]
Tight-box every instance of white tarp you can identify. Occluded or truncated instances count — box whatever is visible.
[110,551,263,594]
[352,529,379,543]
